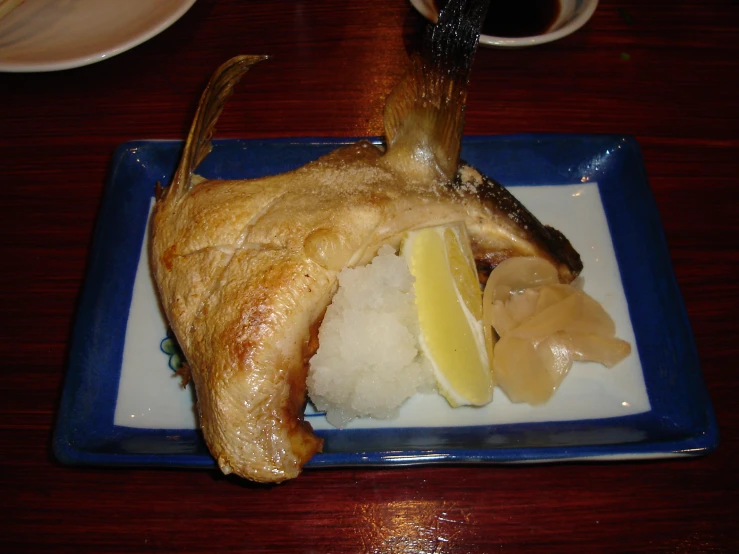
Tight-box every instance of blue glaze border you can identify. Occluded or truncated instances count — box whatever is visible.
[53,135,718,470]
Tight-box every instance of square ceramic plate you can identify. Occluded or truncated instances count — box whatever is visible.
[53,135,718,469]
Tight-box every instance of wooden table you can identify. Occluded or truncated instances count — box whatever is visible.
[2,0,737,551]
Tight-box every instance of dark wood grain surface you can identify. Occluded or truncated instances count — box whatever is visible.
[1,0,737,551]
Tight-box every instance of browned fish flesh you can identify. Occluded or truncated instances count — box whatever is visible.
[150,0,582,482]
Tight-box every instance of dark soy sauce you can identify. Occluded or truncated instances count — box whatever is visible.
[482,0,561,37]
[438,0,561,38]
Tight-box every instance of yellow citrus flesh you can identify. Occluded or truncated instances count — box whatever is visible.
[444,226,483,320]
[402,224,492,407]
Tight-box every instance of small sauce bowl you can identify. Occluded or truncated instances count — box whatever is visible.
[409,0,599,48]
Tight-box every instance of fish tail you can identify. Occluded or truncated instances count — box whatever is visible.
[383,0,489,180]
[166,55,269,202]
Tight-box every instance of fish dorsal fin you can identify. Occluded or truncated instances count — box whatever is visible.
[167,55,268,202]
[382,0,488,182]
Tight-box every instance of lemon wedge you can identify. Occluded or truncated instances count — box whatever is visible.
[401,223,493,407]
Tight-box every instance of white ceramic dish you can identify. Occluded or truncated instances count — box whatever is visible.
[409,0,599,48]
[0,0,196,72]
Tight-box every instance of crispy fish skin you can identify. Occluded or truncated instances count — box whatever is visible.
[151,0,582,483]
[453,165,583,283]
[152,139,580,482]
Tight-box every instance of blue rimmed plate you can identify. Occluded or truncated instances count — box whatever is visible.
[53,135,718,469]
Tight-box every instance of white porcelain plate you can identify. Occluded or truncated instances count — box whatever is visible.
[53,135,717,470]
[0,0,196,72]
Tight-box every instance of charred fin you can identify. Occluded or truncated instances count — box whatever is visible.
[383,0,490,180]
[165,55,268,203]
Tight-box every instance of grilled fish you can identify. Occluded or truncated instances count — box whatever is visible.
[151,0,582,483]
